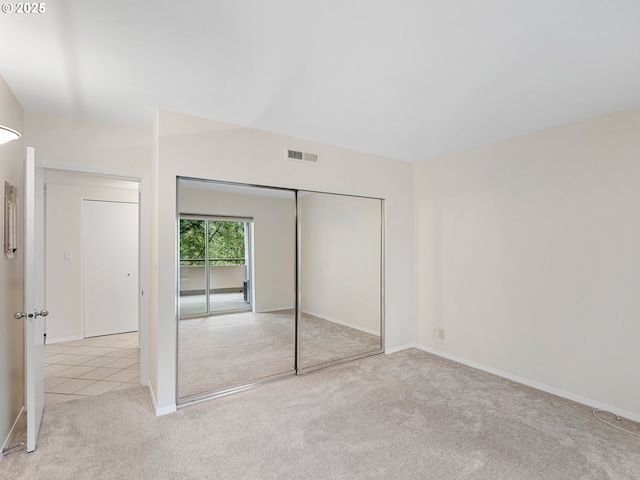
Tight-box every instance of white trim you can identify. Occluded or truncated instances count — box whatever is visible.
[415,344,640,424]
[156,405,177,416]
[39,162,146,182]
[255,306,294,313]
[385,343,415,354]
[1,406,25,460]
[45,335,83,344]
[302,310,380,336]
[147,384,176,417]
[137,175,149,388]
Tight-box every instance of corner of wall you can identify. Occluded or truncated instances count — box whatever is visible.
[147,384,176,417]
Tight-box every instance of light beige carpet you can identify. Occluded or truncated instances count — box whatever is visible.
[178,310,380,398]
[3,349,639,479]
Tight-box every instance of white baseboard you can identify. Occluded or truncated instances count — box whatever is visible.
[156,403,177,416]
[303,310,380,336]
[385,343,416,354]
[415,344,640,424]
[1,406,25,462]
[46,335,83,344]
[255,306,294,313]
[147,384,176,417]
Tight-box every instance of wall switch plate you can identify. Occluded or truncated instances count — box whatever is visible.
[439,329,445,340]
[64,251,72,261]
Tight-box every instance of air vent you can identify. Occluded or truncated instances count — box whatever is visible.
[287,149,319,164]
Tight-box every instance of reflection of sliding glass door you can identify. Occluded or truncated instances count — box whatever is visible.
[179,216,252,319]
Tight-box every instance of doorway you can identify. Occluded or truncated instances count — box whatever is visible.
[179,216,253,318]
[41,168,148,407]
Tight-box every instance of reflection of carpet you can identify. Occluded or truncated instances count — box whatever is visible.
[178,311,295,399]
[178,310,381,399]
[299,313,381,369]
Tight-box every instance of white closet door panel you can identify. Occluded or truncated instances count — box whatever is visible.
[83,200,138,338]
[83,201,116,337]
[113,202,139,333]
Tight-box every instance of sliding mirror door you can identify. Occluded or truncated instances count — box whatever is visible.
[177,179,296,402]
[298,192,384,371]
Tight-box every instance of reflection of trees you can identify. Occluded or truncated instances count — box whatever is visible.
[179,220,245,265]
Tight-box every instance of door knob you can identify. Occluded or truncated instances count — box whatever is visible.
[14,310,49,320]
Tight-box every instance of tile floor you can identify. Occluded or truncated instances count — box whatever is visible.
[44,331,139,407]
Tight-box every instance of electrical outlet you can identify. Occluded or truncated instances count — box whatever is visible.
[439,329,445,340]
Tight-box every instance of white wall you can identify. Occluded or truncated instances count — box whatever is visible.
[0,74,25,457]
[415,105,640,420]
[179,186,295,312]
[154,110,415,411]
[45,178,138,342]
[300,192,381,334]
[25,112,152,172]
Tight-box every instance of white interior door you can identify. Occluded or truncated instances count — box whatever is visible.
[23,146,46,453]
[82,200,138,337]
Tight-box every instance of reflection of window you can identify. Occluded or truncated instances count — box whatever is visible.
[4,181,17,259]
[179,219,206,266]
[208,221,245,266]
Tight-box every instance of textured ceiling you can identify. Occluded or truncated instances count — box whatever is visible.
[1,0,639,162]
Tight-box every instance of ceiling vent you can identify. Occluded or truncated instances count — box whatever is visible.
[287,148,319,164]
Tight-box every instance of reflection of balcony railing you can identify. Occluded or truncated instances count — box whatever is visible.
[180,258,246,266]
[180,262,248,293]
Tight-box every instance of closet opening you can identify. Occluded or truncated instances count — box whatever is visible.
[176,177,384,407]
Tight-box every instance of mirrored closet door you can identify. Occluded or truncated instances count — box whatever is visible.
[177,178,384,405]
[298,191,384,371]
[177,179,296,402]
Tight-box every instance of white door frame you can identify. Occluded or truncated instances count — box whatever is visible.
[40,161,150,388]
